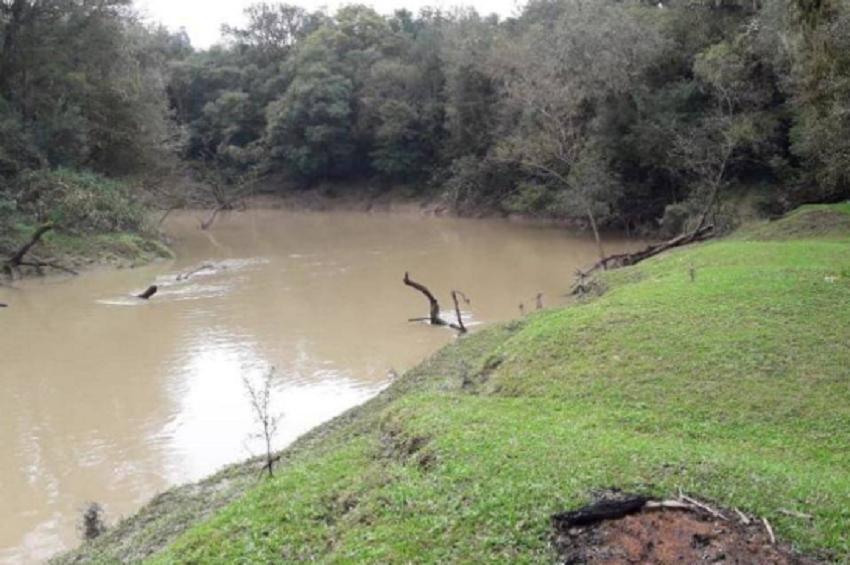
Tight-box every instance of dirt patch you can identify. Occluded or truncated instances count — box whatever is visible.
[379,423,435,471]
[553,500,818,565]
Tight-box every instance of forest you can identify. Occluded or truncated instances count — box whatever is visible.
[2,0,850,253]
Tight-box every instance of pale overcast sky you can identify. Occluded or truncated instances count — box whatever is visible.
[137,0,522,49]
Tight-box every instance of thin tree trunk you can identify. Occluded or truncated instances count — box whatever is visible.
[586,207,605,265]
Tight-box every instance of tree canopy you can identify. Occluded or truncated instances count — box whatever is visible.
[3,0,850,235]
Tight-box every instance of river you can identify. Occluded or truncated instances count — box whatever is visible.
[0,209,647,563]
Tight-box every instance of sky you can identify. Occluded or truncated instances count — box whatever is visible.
[136,0,522,49]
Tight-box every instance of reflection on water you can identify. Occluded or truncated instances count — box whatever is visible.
[0,210,648,563]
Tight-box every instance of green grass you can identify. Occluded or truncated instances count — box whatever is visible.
[2,222,172,272]
[55,204,850,564]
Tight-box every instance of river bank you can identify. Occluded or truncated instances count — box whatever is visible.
[50,204,850,564]
[4,209,636,563]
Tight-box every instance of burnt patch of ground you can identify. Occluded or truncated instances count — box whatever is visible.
[553,499,819,565]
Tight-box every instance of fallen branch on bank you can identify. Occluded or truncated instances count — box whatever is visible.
[2,222,79,277]
[681,494,727,521]
[571,225,715,296]
[8,223,54,267]
[763,517,776,545]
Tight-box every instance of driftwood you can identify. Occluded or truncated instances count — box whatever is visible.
[0,303,8,308]
[536,293,544,310]
[137,285,158,300]
[571,225,715,296]
[404,272,446,326]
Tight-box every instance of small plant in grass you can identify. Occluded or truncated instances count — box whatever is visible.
[78,502,107,541]
[243,367,283,478]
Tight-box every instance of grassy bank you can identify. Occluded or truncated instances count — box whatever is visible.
[54,205,850,564]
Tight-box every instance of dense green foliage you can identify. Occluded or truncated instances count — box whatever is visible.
[0,0,183,177]
[4,0,850,243]
[170,0,850,230]
[0,0,186,262]
[51,205,850,563]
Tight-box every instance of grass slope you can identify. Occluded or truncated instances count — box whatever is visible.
[57,205,850,564]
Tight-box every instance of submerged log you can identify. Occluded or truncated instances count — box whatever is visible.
[137,285,158,300]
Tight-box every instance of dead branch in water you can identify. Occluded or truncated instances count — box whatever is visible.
[137,285,158,300]
[450,290,470,333]
[403,272,446,326]
[403,274,470,334]
[536,293,544,310]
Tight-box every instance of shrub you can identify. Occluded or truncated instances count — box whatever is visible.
[16,169,151,236]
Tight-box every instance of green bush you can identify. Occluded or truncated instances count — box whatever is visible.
[17,169,151,236]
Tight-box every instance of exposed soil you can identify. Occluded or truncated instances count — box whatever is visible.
[553,500,819,565]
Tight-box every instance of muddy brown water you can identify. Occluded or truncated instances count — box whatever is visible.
[0,210,648,563]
